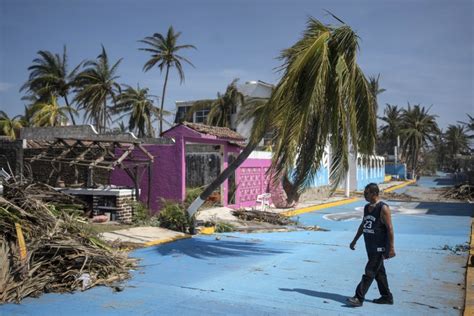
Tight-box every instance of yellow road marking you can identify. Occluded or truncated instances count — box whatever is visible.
[143,234,191,247]
[383,180,416,193]
[200,226,216,235]
[281,197,360,217]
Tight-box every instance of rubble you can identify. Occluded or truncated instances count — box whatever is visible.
[442,184,474,201]
[0,181,136,304]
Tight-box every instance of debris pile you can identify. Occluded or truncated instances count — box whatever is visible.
[0,182,136,304]
[442,184,474,201]
[439,243,470,254]
[232,209,296,226]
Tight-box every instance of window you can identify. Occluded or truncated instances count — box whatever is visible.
[175,106,191,123]
[194,109,210,123]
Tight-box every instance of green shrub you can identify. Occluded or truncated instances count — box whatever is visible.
[158,200,190,233]
[214,222,235,233]
[131,201,150,224]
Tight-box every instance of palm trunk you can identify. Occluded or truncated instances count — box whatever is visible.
[186,139,260,218]
[159,64,170,135]
[63,95,76,125]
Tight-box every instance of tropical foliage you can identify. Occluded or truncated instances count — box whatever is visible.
[377,104,402,155]
[399,104,439,176]
[368,74,386,113]
[74,46,122,133]
[112,85,165,138]
[0,111,23,139]
[187,16,378,215]
[20,47,80,125]
[31,95,76,127]
[139,26,196,134]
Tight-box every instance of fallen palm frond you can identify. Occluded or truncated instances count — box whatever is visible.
[0,182,137,304]
[442,184,474,201]
[232,209,296,226]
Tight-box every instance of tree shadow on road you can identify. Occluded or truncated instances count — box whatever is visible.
[279,288,353,307]
[154,237,288,259]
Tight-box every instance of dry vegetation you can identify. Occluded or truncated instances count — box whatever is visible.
[0,182,136,304]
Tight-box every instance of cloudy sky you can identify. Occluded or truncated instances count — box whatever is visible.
[0,0,472,129]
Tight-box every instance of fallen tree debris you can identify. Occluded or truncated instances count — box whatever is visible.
[232,209,297,226]
[0,181,136,304]
[442,184,474,201]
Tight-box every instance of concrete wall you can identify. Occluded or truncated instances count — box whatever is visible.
[355,155,386,191]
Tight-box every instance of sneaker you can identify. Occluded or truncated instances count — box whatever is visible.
[373,296,394,305]
[346,296,363,307]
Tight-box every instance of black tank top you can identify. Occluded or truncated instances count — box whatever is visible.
[362,201,389,255]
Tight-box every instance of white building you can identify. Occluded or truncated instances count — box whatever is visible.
[174,80,273,140]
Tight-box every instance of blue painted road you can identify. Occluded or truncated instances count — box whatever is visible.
[1,176,472,315]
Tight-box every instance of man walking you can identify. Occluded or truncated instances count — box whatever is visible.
[347,183,395,307]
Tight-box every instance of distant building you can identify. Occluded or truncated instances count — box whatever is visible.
[174,80,273,141]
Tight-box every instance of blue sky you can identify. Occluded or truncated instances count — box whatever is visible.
[0,0,472,129]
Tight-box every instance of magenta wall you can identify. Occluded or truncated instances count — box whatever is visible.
[110,143,184,213]
[231,158,273,208]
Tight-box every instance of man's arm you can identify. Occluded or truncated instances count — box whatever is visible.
[350,222,364,250]
[381,204,396,258]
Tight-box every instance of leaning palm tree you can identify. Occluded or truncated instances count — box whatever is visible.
[74,46,122,133]
[0,111,23,139]
[112,85,165,138]
[20,46,81,125]
[187,16,377,216]
[139,26,196,134]
[31,95,75,127]
[399,104,439,178]
[186,79,243,128]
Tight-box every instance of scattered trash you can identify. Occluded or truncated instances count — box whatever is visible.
[77,273,92,291]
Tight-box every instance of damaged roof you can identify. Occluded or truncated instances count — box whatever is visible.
[176,122,246,141]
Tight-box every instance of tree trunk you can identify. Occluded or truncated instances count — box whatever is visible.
[63,95,76,125]
[159,65,170,135]
[186,139,260,218]
[282,174,300,205]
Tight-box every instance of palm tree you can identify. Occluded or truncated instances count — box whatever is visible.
[185,79,243,128]
[0,111,23,139]
[31,95,75,127]
[112,85,164,138]
[139,26,196,134]
[368,74,386,114]
[20,46,81,125]
[445,124,470,157]
[399,104,439,177]
[378,104,402,154]
[187,16,377,216]
[458,114,474,138]
[74,46,122,133]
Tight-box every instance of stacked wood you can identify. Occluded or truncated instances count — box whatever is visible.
[442,184,474,201]
[0,181,136,304]
[232,209,296,226]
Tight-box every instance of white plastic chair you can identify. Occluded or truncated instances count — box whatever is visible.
[256,193,271,212]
